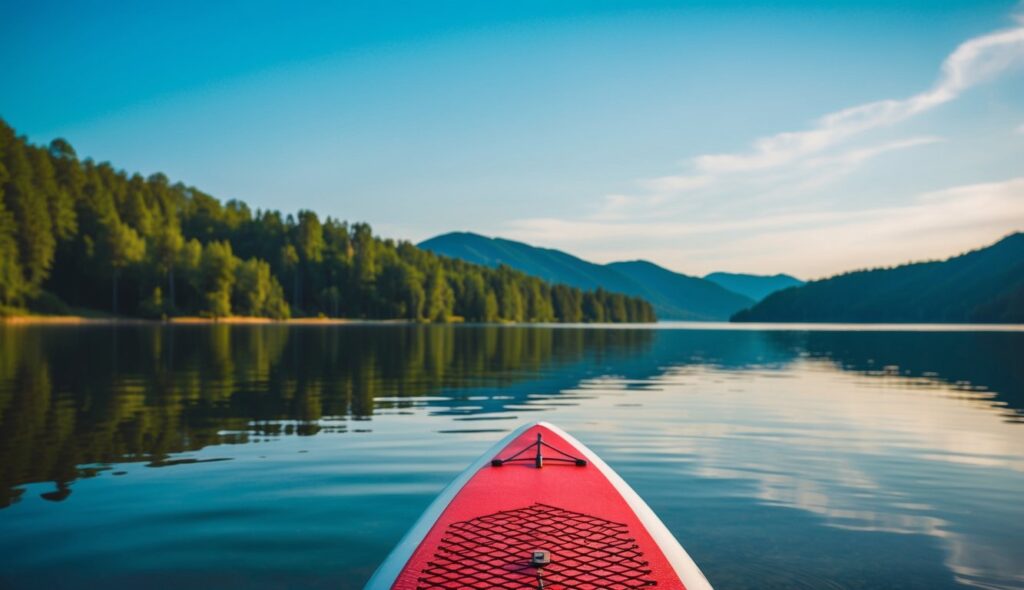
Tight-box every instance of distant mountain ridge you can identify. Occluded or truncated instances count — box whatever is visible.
[606,260,758,320]
[733,233,1024,323]
[704,272,804,301]
[419,232,758,320]
[420,232,628,293]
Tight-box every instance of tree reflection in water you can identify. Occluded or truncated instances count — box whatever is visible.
[0,324,655,506]
[2,325,1021,509]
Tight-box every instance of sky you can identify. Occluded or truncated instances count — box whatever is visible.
[2,0,1023,279]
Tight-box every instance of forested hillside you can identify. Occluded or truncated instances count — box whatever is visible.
[0,119,654,322]
[419,231,752,320]
[604,260,755,320]
[732,233,1024,323]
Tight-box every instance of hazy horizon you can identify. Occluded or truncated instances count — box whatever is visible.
[420,228,1024,282]
[3,0,1022,278]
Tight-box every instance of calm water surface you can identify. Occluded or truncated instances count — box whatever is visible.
[1,324,1022,589]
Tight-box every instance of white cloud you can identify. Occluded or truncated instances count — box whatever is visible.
[802,136,944,169]
[498,14,1024,276]
[629,19,1024,215]
[759,135,944,198]
[638,174,712,194]
[1016,122,1024,134]
[577,134,945,232]
[692,22,1024,175]
[505,177,1024,277]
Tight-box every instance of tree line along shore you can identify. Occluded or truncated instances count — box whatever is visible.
[0,118,654,323]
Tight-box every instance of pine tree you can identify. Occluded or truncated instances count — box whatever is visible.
[0,117,658,323]
[1,129,55,293]
[0,169,26,306]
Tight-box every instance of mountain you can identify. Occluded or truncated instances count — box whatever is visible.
[419,232,754,320]
[704,272,804,302]
[732,233,1024,323]
[418,232,631,292]
[605,261,756,320]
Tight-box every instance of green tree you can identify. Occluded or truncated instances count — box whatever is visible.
[294,210,324,310]
[321,218,352,316]
[424,266,454,322]
[525,281,554,322]
[608,293,629,322]
[496,272,525,322]
[461,273,488,321]
[28,147,76,242]
[552,285,582,322]
[151,223,184,311]
[200,241,237,318]
[234,257,289,319]
[484,290,499,322]
[177,238,203,311]
[0,117,659,324]
[0,173,26,306]
[351,222,377,315]
[106,220,145,314]
[280,244,299,314]
[1,130,55,293]
[122,175,153,237]
[296,210,324,263]
[582,291,604,322]
[48,139,85,236]
[403,265,426,320]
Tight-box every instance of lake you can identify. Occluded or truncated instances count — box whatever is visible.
[1,323,1022,589]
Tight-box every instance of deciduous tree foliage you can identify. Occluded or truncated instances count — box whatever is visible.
[0,119,654,322]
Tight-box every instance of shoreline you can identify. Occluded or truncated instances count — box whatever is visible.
[0,315,416,326]
[2,315,1023,332]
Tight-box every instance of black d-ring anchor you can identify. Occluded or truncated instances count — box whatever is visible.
[491,432,587,468]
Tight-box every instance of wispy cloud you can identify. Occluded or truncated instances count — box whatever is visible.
[692,22,1024,175]
[503,14,1024,276]
[506,178,1024,278]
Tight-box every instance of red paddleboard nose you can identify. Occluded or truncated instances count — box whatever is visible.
[365,422,714,590]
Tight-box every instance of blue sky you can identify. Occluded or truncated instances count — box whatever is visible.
[2,0,1022,277]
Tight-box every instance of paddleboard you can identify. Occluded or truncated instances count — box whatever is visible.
[365,421,713,589]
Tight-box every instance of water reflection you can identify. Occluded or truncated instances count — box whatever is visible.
[587,362,1023,589]
[0,324,1022,589]
[0,325,655,506]
[2,325,1023,507]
